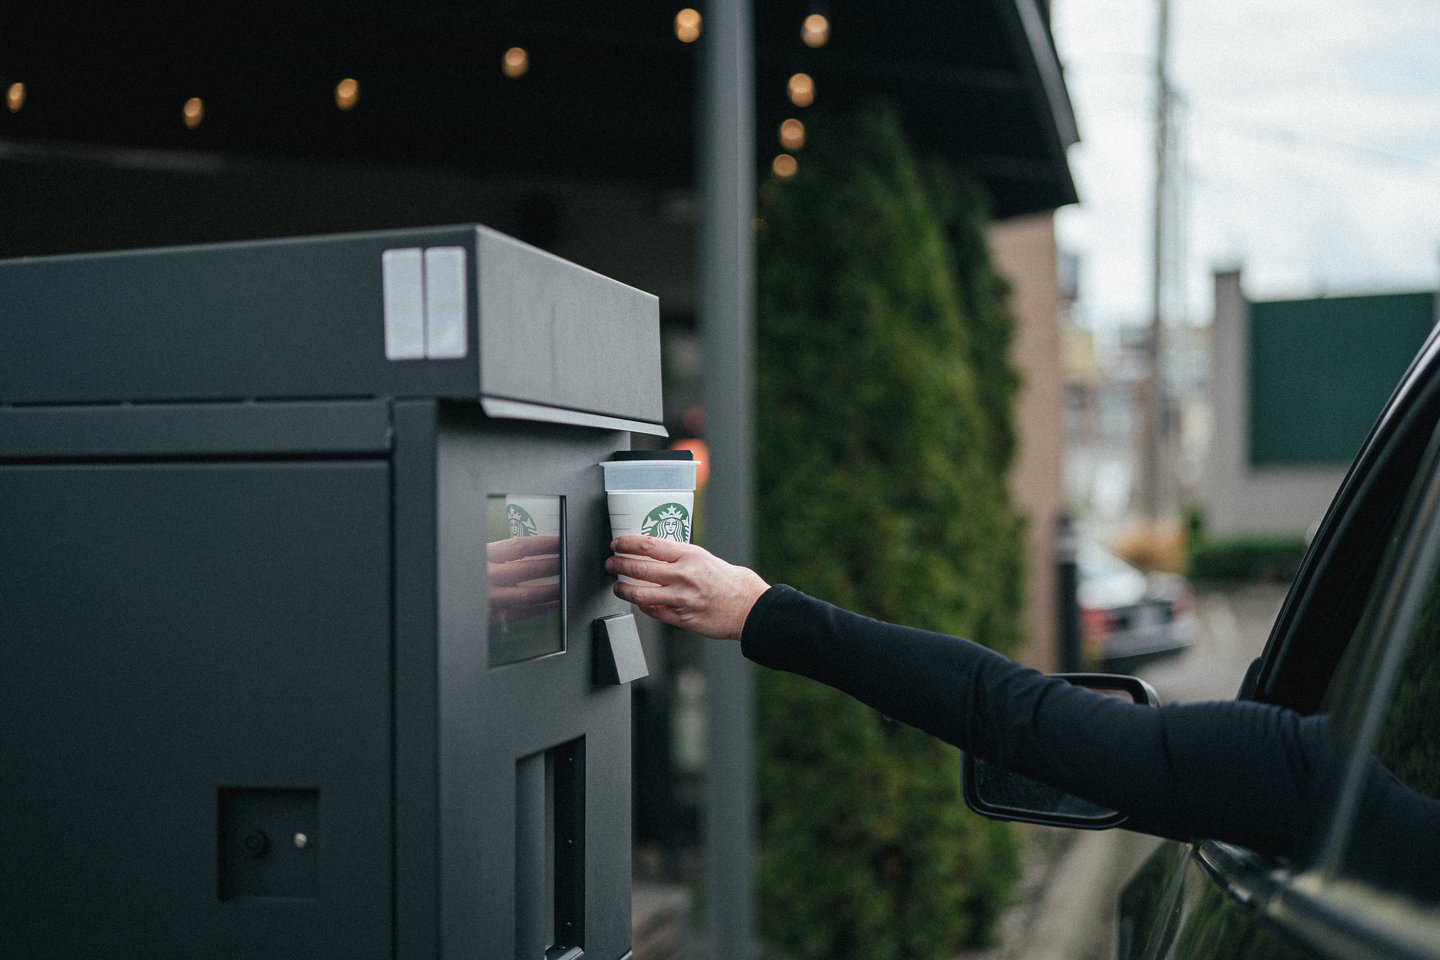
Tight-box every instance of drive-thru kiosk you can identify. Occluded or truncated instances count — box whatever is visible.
[0,225,660,959]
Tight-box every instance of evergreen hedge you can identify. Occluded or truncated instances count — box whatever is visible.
[1187,536,1307,582]
[753,104,1025,960]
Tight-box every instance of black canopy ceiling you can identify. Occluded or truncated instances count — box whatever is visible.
[2,0,1077,220]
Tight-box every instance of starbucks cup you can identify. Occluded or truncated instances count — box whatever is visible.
[503,495,560,539]
[600,451,700,585]
[500,495,562,595]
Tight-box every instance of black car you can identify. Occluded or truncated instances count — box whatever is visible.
[968,326,1440,959]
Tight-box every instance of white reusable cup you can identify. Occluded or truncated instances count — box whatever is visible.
[600,454,700,585]
[501,495,562,590]
[503,495,560,538]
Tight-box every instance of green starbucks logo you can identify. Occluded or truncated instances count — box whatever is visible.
[506,504,539,537]
[641,502,691,543]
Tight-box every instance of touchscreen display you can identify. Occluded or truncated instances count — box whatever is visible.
[486,494,565,666]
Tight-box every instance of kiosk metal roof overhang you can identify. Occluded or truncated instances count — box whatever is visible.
[1,0,1077,221]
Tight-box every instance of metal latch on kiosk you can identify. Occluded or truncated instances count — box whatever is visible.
[592,614,649,686]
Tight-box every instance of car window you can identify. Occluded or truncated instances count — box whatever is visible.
[1079,543,1138,580]
[1373,602,1440,799]
[1214,424,1440,960]
[1317,421,1440,910]
[1331,578,1440,906]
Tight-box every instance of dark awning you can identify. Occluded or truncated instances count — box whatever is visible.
[1,1,1076,223]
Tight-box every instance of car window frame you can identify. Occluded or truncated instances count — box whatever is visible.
[1316,419,1440,881]
[1251,326,1440,714]
[1154,330,1440,960]
[1227,416,1440,960]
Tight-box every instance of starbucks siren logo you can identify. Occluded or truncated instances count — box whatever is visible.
[507,503,539,537]
[641,502,692,543]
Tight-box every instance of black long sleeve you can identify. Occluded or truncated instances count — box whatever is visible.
[741,584,1334,855]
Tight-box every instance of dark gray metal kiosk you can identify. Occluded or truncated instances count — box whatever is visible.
[0,225,660,960]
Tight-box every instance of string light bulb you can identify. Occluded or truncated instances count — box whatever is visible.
[787,73,814,108]
[772,154,798,179]
[802,13,829,48]
[779,118,806,151]
[6,82,24,113]
[674,8,702,43]
[182,97,204,129]
[335,78,360,110]
[503,47,530,78]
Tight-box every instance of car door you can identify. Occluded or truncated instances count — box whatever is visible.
[1247,450,1440,959]
[1116,328,1440,960]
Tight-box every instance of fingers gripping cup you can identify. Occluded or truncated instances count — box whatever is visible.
[601,450,700,585]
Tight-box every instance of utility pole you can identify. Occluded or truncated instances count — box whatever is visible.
[1141,0,1172,520]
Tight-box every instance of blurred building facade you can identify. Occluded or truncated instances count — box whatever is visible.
[1062,301,1210,530]
[1059,266,1440,551]
[1204,270,1439,538]
[992,215,1068,671]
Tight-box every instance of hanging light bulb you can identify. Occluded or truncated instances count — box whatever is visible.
[787,73,814,108]
[779,118,806,151]
[335,78,360,110]
[772,154,798,179]
[801,13,829,48]
[674,8,702,43]
[6,82,25,113]
[182,97,204,129]
[503,47,530,78]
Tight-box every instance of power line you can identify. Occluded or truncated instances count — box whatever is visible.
[1063,43,1440,175]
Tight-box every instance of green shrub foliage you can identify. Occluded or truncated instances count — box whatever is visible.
[1188,536,1307,582]
[754,104,1025,960]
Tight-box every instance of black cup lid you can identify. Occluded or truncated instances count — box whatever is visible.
[609,449,693,461]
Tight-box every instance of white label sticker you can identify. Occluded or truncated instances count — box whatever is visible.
[424,246,468,359]
[381,248,425,360]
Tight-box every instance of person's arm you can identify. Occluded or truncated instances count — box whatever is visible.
[606,538,1334,856]
[741,583,1338,854]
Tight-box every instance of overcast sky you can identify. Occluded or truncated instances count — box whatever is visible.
[1051,0,1440,329]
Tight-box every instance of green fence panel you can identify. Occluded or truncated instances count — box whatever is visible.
[1250,292,1435,466]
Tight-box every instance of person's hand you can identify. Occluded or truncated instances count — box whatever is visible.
[605,536,769,641]
[488,535,562,627]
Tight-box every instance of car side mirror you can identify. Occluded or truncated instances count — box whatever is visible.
[962,673,1160,830]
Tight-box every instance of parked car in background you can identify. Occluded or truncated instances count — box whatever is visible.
[1078,541,1195,667]
[968,325,1440,959]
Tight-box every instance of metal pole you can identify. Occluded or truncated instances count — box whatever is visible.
[1056,514,1082,673]
[1142,0,1171,520]
[699,0,755,957]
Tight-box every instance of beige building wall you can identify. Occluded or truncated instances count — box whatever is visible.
[1205,269,1348,537]
[988,213,1066,672]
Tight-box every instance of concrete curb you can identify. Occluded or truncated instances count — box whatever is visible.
[962,826,1161,960]
[1021,829,1160,960]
